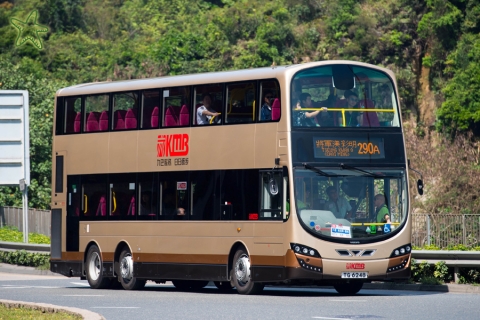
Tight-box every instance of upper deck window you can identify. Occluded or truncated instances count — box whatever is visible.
[141,90,160,129]
[194,85,223,125]
[225,82,256,124]
[291,65,400,128]
[84,94,109,133]
[259,80,281,122]
[113,92,139,130]
[163,87,190,127]
[64,97,82,134]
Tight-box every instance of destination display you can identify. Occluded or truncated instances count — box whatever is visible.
[313,137,385,159]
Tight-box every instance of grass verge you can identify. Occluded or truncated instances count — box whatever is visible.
[0,303,82,319]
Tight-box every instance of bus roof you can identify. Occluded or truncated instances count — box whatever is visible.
[56,60,392,97]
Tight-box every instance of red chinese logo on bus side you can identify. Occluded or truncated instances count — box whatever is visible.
[346,263,365,270]
[157,134,189,157]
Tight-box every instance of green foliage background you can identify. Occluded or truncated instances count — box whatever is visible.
[0,0,479,210]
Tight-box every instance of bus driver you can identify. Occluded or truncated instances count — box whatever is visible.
[325,186,352,219]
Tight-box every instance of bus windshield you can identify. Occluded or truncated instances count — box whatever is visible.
[293,167,407,242]
[291,64,400,128]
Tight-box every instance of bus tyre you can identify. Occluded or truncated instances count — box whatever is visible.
[214,281,233,292]
[118,247,146,290]
[333,281,363,295]
[231,248,264,295]
[85,245,111,289]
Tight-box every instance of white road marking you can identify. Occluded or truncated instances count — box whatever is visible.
[1,285,59,289]
[63,295,104,297]
[312,317,352,320]
[92,307,140,309]
[71,282,90,286]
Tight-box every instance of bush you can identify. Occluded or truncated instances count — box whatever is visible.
[411,259,451,284]
[0,226,50,244]
[0,250,49,268]
[457,268,480,284]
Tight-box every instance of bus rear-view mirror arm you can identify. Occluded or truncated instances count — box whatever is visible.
[408,159,424,196]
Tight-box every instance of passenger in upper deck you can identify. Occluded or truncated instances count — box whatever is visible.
[260,90,274,121]
[293,93,327,127]
[379,84,393,109]
[315,86,337,127]
[335,90,362,127]
[196,93,220,125]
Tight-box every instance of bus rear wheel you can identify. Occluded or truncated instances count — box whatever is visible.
[85,245,111,289]
[333,281,363,295]
[231,248,264,295]
[118,247,146,290]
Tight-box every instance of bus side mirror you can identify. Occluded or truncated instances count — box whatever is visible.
[417,179,424,195]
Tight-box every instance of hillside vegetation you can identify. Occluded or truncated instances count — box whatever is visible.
[0,0,479,213]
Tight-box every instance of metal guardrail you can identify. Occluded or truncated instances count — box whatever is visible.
[0,241,50,254]
[411,250,480,267]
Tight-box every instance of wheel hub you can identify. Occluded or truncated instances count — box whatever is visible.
[120,253,133,281]
[235,253,251,286]
[88,252,101,281]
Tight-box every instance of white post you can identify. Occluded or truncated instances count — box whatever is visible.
[427,214,431,246]
[20,179,28,243]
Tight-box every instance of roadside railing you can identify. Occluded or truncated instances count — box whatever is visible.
[412,214,480,249]
[0,206,51,237]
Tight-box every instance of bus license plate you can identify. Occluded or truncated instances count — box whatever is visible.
[341,272,368,279]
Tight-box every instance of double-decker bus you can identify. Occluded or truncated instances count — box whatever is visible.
[50,61,417,295]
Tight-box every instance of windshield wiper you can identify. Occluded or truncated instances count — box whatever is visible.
[339,163,384,178]
[302,163,332,177]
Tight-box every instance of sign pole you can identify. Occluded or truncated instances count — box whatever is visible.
[20,179,28,243]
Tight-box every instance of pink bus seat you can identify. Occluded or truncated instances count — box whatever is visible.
[271,98,281,120]
[164,106,180,127]
[96,195,106,216]
[99,111,109,131]
[114,110,127,130]
[151,106,159,128]
[74,112,81,132]
[125,108,137,129]
[179,105,190,126]
[127,196,136,216]
[86,112,100,132]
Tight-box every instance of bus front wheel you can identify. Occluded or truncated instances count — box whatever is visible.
[118,247,146,290]
[333,281,363,295]
[231,248,264,295]
[85,245,111,289]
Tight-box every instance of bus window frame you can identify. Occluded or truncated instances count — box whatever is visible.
[111,90,141,131]
[140,89,162,130]
[258,79,281,123]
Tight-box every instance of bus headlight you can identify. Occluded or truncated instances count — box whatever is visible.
[390,244,411,258]
[290,243,321,258]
